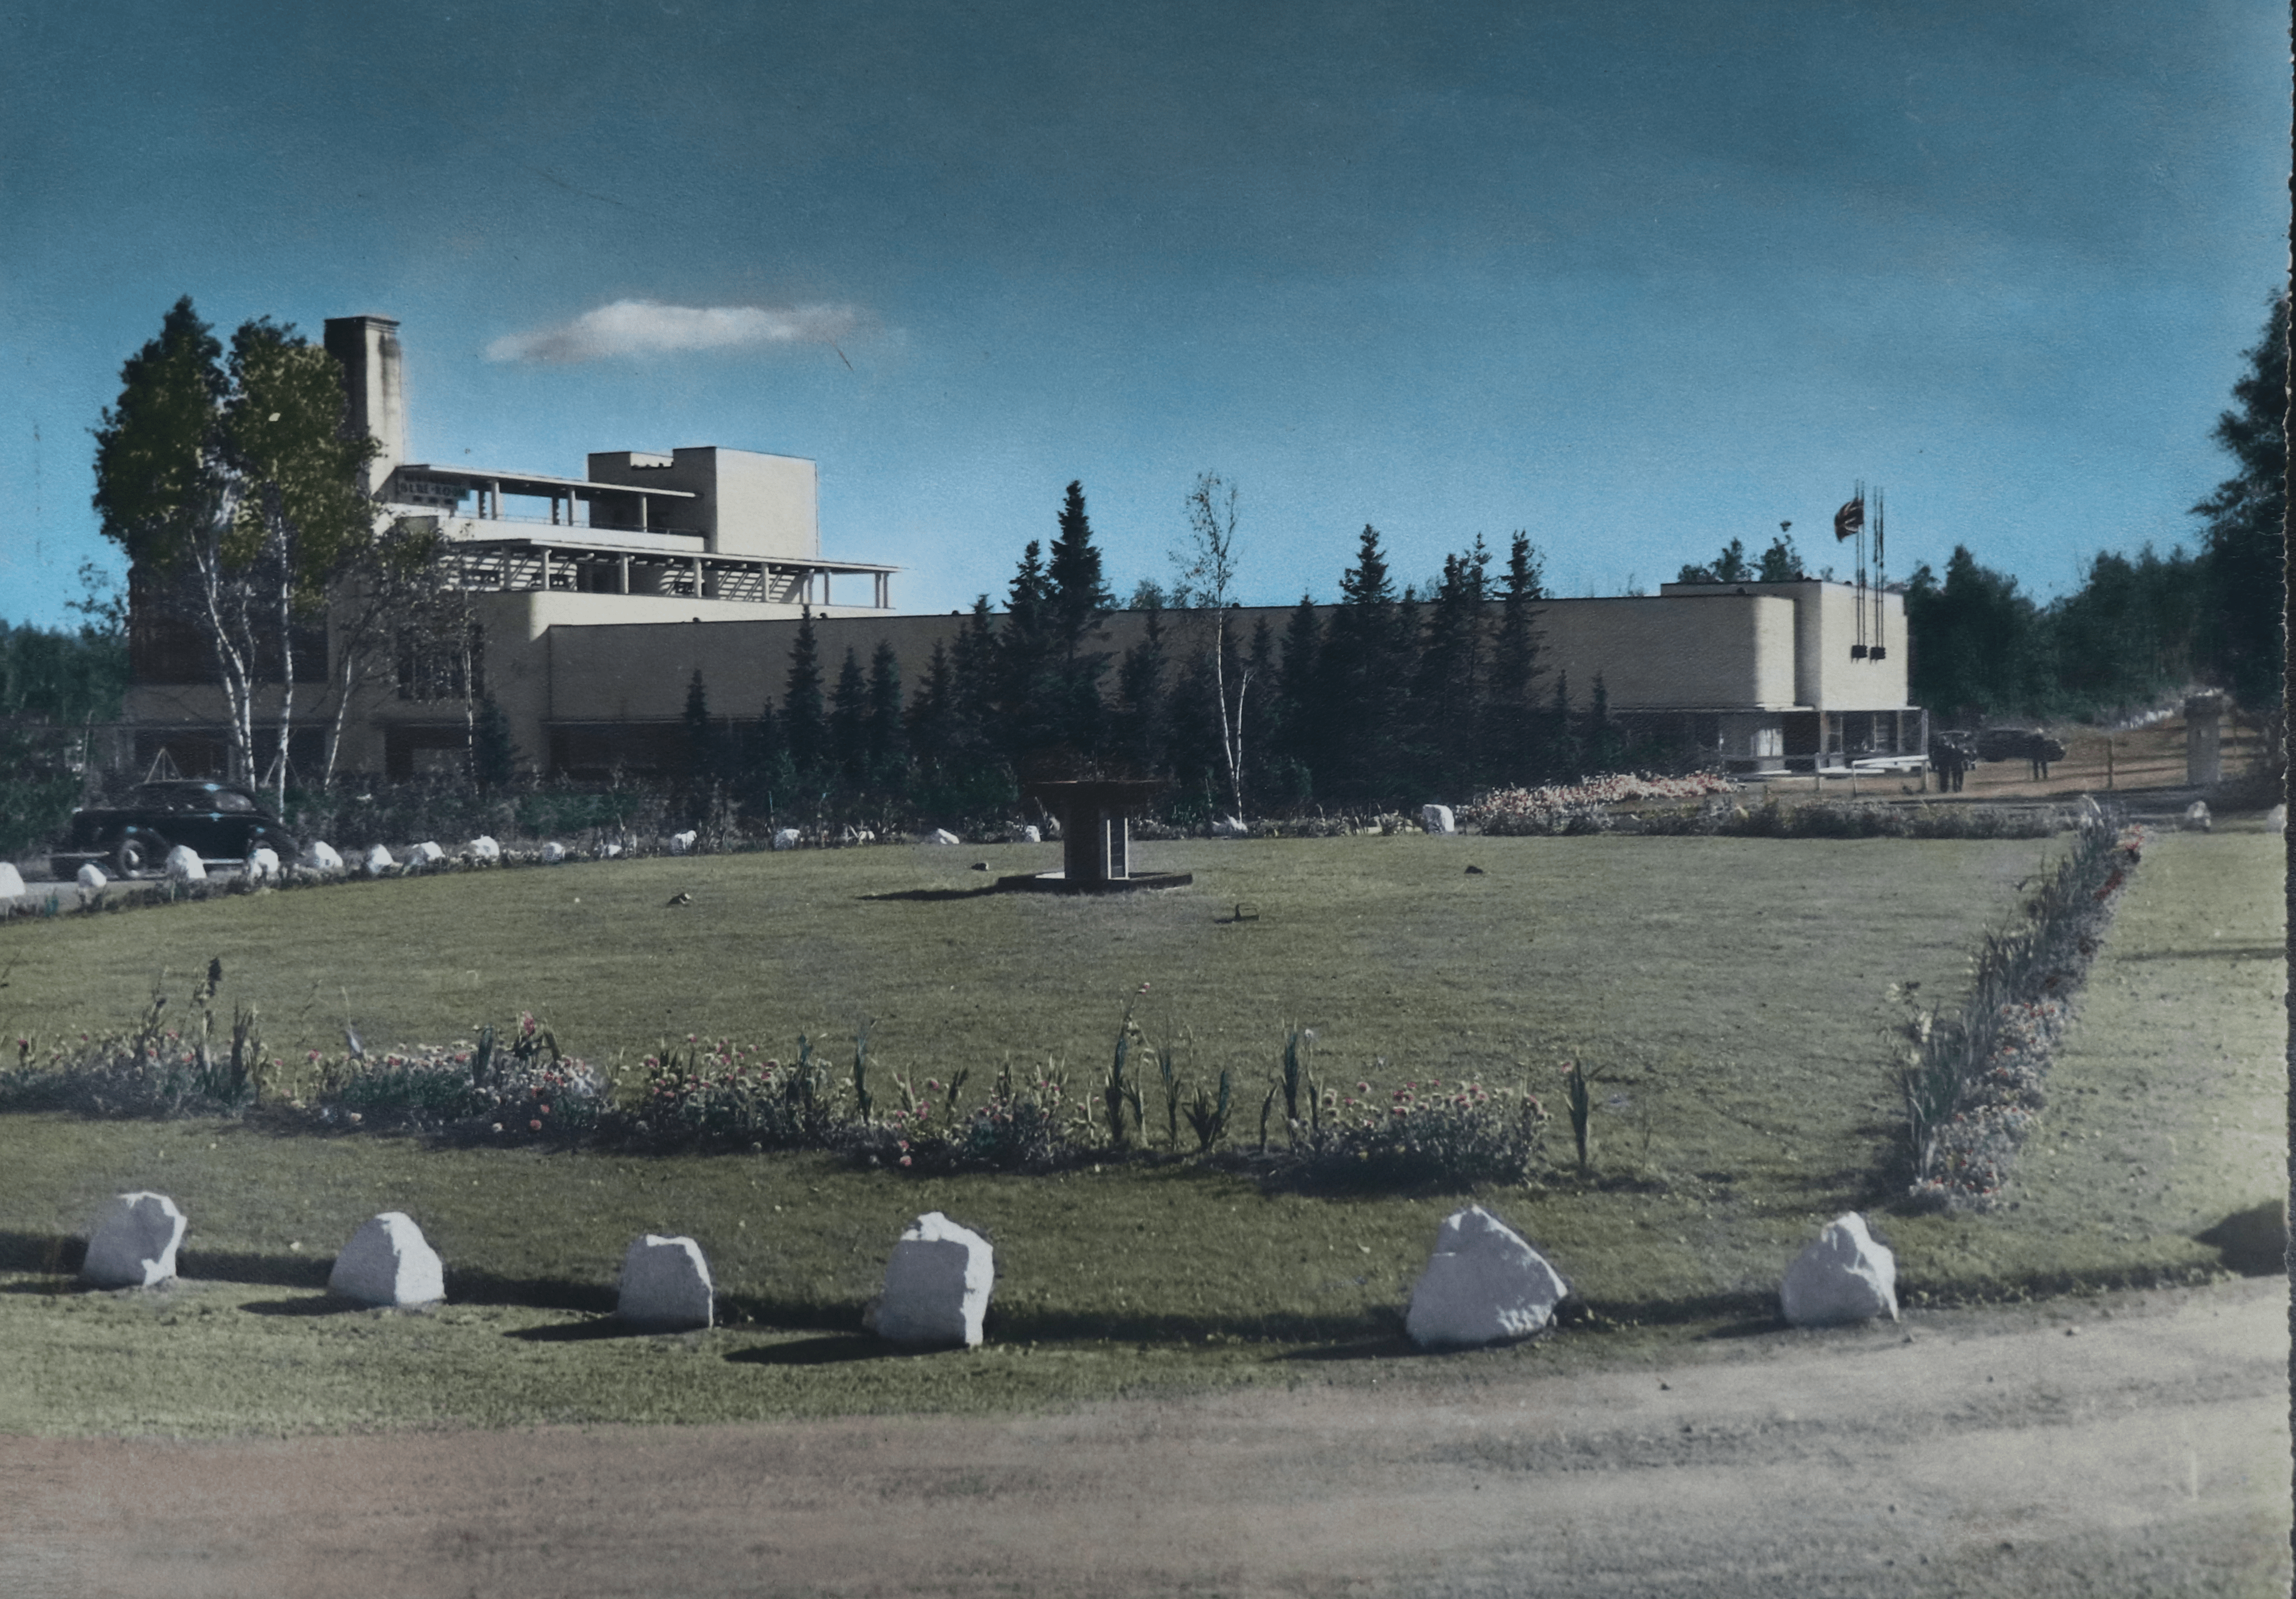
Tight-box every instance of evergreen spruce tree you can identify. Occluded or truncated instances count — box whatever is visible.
[998,540,1059,763]
[681,668,717,785]
[781,609,827,778]
[2190,293,2288,713]
[864,640,907,795]
[830,646,868,789]
[1110,604,1170,777]
[1045,481,1114,753]
[1412,540,1491,795]
[1274,595,1324,780]
[1318,526,1411,802]
[907,639,955,773]
[1485,532,1546,782]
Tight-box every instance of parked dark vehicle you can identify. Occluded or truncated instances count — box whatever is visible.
[51,781,302,878]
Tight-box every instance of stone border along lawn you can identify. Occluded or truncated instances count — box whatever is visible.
[0,824,2280,1436]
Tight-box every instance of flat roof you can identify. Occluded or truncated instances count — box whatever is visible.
[395,464,698,499]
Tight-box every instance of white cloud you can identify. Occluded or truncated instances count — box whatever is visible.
[486,300,861,363]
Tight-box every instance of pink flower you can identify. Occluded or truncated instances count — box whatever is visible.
[539,1104,551,1115]
[528,1118,542,1131]
[899,1155,913,1167]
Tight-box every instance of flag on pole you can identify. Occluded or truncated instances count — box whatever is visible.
[1833,498,1864,540]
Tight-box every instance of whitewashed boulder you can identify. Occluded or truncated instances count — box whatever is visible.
[76,863,108,892]
[618,1234,712,1331]
[82,1192,186,1288]
[1014,824,1041,845]
[362,844,395,876]
[1406,1206,1569,1349]
[1780,1212,1899,1327]
[540,841,567,864]
[926,828,961,846]
[164,845,207,882]
[872,1212,994,1348]
[669,830,698,855]
[329,1212,446,1307]
[2269,803,2287,835]
[303,840,344,872]
[1211,815,1250,838]
[414,841,446,865]
[771,828,802,851]
[0,863,24,901]
[595,841,623,859]
[245,846,281,880]
[2182,801,2212,832]
[396,844,431,870]
[1422,804,1457,835]
[468,835,502,861]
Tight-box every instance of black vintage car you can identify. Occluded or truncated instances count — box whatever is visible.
[51,781,303,878]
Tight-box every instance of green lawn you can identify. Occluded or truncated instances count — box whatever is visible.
[0,827,2281,1436]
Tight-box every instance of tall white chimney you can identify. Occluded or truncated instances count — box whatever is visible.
[323,315,407,497]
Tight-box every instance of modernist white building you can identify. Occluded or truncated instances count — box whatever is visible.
[121,315,1921,781]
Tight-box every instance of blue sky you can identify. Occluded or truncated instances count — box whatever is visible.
[1,0,2285,628]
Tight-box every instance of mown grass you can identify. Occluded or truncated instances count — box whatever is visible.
[0,828,2281,1436]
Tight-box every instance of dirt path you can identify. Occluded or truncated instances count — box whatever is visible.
[3,1277,2286,1598]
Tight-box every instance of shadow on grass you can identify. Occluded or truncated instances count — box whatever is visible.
[505,1316,655,1343]
[859,885,1006,903]
[2197,1202,2287,1276]
[0,1230,84,1275]
[240,1295,358,1317]
[2116,944,2285,964]
[726,1333,896,1365]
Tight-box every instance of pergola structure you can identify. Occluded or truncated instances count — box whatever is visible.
[394,462,898,609]
[1002,780,1191,894]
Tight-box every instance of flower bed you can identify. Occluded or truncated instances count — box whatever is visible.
[1898,815,2145,1211]
[1464,773,1738,836]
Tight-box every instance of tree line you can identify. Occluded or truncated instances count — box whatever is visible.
[671,482,1678,831]
[1904,295,2285,728]
[25,289,2284,829]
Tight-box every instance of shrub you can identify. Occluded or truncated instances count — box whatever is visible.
[1254,1072,1550,1193]
[1894,808,2142,1209]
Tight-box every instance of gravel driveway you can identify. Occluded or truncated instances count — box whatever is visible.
[2,1276,2286,1598]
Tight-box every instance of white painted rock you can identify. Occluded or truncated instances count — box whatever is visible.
[164,845,207,881]
[2269,804,2287,835]
[1014,825,1041,845]
[1422,804,1457,835]
[772,828,802,851]
[329,1212,446,1306]
[245,846,281,880]
[669,830,698,855]
[618,1234,712,1331]
[1780,1212,1899,1327]
[362,844,395,876]
[926,828,961,846]
[2182,801,2212,832]
[1406,1206,1569,1349]
[0,863,24,901]
[540,842,567,863]
[303,840,344,872]
[413,841,446,865]
[871,1212,995,1348]
[596,841,623,859]
[1211,815,1249,838]
[82,1192,187,1288]
[76,863,108,892]
[468,835,502,861]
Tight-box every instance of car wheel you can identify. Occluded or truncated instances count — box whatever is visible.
[114,834,158,879]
